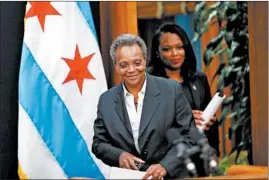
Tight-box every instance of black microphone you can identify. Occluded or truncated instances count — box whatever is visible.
[166,128,198,177]
[166,128,221,176]
[190,128,220,175]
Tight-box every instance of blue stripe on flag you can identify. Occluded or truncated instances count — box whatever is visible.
[76,2,98,42]
[19,43,104,179]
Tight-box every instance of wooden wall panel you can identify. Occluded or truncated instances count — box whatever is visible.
[248,1,268,166]
[100,2,138,87]
[137,2,158,19]
[137,2,196,19]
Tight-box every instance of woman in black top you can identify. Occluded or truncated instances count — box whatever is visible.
[147,23,220,176]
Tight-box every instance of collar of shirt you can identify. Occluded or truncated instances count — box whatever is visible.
[122,74,147,97]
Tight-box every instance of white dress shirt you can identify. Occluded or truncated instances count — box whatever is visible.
[122,78,147,153]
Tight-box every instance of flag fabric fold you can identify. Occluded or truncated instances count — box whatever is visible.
[18,2,110,179]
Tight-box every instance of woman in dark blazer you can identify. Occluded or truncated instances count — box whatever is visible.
[147,23,220,176]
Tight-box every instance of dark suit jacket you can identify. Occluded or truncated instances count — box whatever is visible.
[92,74,199,178]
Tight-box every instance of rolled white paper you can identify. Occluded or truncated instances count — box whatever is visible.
[198,92,226,133]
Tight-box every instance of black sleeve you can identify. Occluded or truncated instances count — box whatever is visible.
[160,82,199,177]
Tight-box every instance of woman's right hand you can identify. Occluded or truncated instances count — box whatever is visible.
[192,110,217,131]
[192,110,204,127]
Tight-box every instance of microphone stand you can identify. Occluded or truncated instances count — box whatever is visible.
[170,129,222,178]
[197,138,222,176]
[176,142,200,177]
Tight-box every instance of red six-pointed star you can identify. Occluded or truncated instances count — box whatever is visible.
[62,45,96,95]
[25,2,61,31]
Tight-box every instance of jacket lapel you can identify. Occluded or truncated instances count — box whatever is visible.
[189,81,201,110]
[114,85,133,135]
[139,74,160,138]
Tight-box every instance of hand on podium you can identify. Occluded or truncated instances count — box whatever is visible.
[142,164,167,180]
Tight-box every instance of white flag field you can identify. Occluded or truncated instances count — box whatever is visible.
[18,2,110,179]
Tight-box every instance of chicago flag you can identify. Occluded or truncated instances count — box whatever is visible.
[18,2,110,179]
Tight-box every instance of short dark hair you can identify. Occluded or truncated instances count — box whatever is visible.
[148,23,197,82]
[110,34,147,64]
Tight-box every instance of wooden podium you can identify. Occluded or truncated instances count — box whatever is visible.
[70,165,268,179]
[189,165,268,180]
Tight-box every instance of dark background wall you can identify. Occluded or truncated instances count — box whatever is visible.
[0,1,26,178]
[138,17,174,61]
[90,1,101,47]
